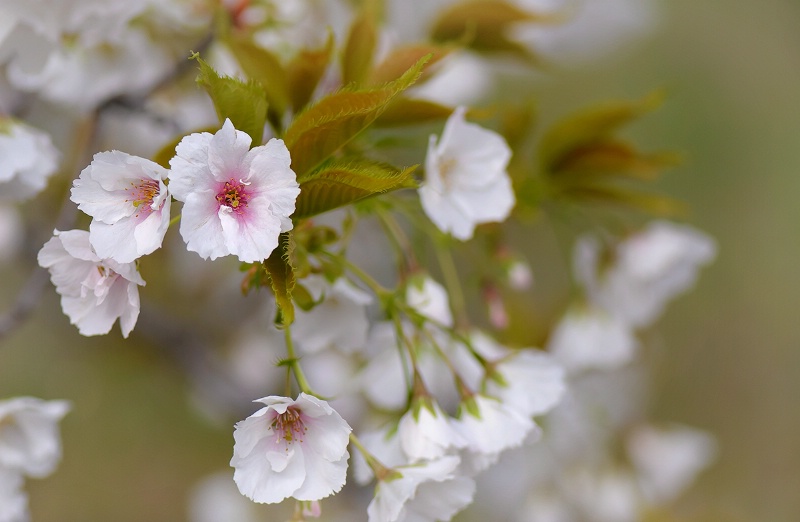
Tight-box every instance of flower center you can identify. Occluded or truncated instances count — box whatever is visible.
[216,178,250,213]
[124,179,160,219]
[271,407,307,445]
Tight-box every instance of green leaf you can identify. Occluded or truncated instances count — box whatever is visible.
[342,6,377,86]
[374,98,454,127]
[293,159,418,219]
[369,43,452,86]
[430,0,546,61]
[551,140,681,181]
[555,184,685,216]
[226,36,290,119]
[539,92,664,173]
[287,33,335,114]
[284,55,430,177]
[265,232,296,326]
[193,53,268,145]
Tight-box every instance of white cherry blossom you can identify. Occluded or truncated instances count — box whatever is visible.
[547,303,638,373]
[169,119,300,263]
[405,275,453,327]
[0,119,59,202]
[292,275,372,354]
[0,397,70,478]
[397,399,466,462]
[419,106,514,240]
[574,221,716,328]
[37,229,144,338]
[71,151,170,264]
[367,455,476,522]
[230,393,351,504]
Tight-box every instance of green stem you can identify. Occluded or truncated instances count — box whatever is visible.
[433,243,467,328]
[322,250,390,298]
[284,325,312,395]
[168,213,182,227]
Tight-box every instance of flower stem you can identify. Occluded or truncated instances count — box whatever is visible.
[284,325,312,395]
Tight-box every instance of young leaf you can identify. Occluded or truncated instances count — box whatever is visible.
[342,6,377,86]
[555,184,685,216]
[369,43,452,86]
[265,232,296,326]
[226,36,290,118]
[539,92,664,174]
[287,33,335,113]
[193,53,268,145]
[293,159,418,219]
[284,55,430,177]
[430,0,546,61]
[551,140,681,181]
[374,98,454,127]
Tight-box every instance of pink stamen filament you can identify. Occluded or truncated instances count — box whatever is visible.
[123,179,160,218]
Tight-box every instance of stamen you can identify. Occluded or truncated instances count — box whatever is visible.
[271,407,307,446]
[216,178,250,213]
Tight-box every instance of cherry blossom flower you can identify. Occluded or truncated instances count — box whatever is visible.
[405,275,454,327]
[453,395,538,473]
[574,221,716,328]
[419,106,514,240]
[547,303,638,373]
[367,455,476,522]
[37,229,144,338]
[169,119,300,263]
[626,424,717,504]
[292,275,372,354]
[397,399,466,462]
[0,397,70,478]
[230,393,351,504]
[0,118,59,201]
[71,151,170,263]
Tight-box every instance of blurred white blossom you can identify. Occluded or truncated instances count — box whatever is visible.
[0,119,59,202]
[0,397,70,478]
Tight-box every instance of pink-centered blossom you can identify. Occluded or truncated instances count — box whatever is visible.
[37,229,144,338]
[169,119,300,263]
[71,150,170,263]
[230,393,351,504]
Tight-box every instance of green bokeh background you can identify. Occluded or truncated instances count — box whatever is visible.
[3,0,800,519]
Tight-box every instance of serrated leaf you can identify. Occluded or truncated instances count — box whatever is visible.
[430,0,546,61]
[265,232,296,326]
[540,92,664,173]
[226,36,290,119]
[193,53,268,145]
[369,44,452,85]
[284,55,430,177]
[342,6,377,86]
[293,159,418,219]
[374,98,454,127]
[287,33,335,113]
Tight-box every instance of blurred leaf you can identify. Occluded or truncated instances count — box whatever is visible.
[540,92,664,173]
[374,98,454,127]
[369,43,452,85]
[294,159,418,219]
[342,5,377,86]
[292,282,317,311]
[193,53,267,145]
[226,36,290,118]
[552,140,681,180]
[265,232,296,327]
[284,55,430,177]
[430,0,545,61]
[555,184,685,216]
[287,33,335,113]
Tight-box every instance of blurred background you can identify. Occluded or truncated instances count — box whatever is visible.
[2,0,800,519]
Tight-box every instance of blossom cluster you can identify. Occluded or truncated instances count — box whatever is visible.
[0,0,720,521]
